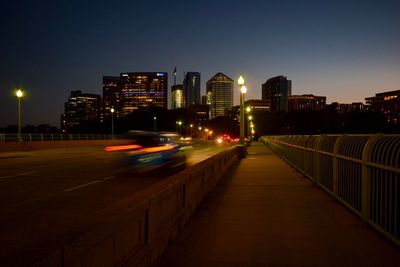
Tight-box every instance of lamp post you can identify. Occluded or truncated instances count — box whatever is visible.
[110,107,115,139]
[153,116,157,132]
[16,89,24,141]
[238,76,246,143]
[247,115,253,139]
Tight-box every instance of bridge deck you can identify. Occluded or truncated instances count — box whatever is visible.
[154,142,400,267]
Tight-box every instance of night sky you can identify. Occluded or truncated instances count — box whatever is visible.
[0,0,399,127]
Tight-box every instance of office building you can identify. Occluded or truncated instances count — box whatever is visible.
[120,72,168,116]
[61,90,101,130]
[183,72,201,107]
[206,73,234,118]
[171,84,184,109]
[262,75,292,112]
[245,99,270,113]
[188,104,210,124]
[366,90,400,124]
[103,76,121,118]
[288,94,326,111]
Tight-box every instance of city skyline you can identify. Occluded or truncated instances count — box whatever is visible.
[1,0,399,126]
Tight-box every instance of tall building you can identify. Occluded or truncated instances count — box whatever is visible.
[171,84,184,109]
[366,90,400,124]
[245,99,270,113]
[206,73,234,118]
[120,72,168,116]
[61,90,101,130]
[103,76,121,118]
[183,72,201,107]
[288,94,326,111]
[262,75,292,112]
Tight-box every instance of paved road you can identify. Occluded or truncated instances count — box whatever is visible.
[0,142,231,263]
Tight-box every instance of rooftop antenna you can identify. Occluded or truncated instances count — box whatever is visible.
[173,66,177,86]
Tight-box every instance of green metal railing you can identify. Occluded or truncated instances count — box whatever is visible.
[0,133,130,142]
[260,134,400,246]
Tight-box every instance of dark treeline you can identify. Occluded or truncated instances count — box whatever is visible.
[1,109,399,136]
[253,110,400,135]
[0,124,59,134]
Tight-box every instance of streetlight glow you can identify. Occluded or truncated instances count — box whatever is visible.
[110,107,115,113]
[240,85,247,94]
[238,76,245,86]
[16,89,24,98]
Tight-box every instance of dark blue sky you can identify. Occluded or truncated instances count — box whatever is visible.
[1,0,399,126]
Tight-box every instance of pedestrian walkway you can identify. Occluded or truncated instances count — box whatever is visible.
[153,142,400,267]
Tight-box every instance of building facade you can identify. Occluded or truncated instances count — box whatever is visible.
[288,94,326,111]
[262,75,292,112]
[366,89,400,124]
[61,90,101,130]
[183,72,201,107]
[120,72,168,116]
[245,99,270,113]
[206,73,234,119]
[103,76,121,119]
[171,84,184,109]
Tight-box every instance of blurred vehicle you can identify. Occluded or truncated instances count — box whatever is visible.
[105,131,186,173]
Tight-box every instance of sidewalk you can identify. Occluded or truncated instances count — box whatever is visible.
[153,142,400,267]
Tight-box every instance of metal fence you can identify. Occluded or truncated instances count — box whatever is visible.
[259,134,400,246]
[0,133,130,142]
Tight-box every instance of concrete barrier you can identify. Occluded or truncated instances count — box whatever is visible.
[11,146,240,266]
[0,139,132,152]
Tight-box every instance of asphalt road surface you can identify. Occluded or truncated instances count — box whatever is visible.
[0,141,232,263]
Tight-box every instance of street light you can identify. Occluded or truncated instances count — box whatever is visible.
[110,107,115,139]
[153,116,157,132]
[16,89,24,141]
[247,115,253,138]
[238,75,247,143]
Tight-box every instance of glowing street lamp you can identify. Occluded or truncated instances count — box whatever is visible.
[16,89,24,141]
[238,76,247,143]
[153,116,157,132]
[110,107,115,139]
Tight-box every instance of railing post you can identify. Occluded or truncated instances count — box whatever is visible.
[313,135,323,183]
[332,134,346,197]
[361,134,382,221]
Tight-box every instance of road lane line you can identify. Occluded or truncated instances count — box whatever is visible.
[64,180,102,192]
[16,171,37,176]
[0,175,14,180]
[102,176,115,181]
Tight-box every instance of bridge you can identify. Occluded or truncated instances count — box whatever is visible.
[0,135,399,266]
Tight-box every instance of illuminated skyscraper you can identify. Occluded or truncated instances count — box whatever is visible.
[120,72,168,116]
[103,76,121,118]
[206,73,233,118]
[171,84,184,109]
[262,75,292,112]
[183,72,201,107]
[61,90,101,131]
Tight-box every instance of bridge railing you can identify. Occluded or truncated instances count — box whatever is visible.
[0,133,130,142]
[260,134,400,246]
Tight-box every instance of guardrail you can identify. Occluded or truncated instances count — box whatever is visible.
[259,134,400,246]
[9,146,241,266]
[0,133,129,142]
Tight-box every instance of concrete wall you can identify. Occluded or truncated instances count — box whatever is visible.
[0,140,132,152]
[17,146,240,266]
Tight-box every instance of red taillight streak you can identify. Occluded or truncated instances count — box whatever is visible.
[139,145,175,153]
[105,144,142,152]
